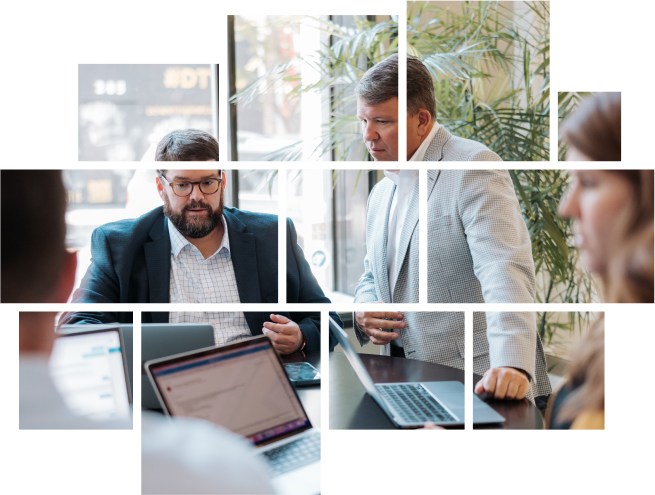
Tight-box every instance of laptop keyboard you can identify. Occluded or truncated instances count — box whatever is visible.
[377,383,457,424]
[262,431,320,477]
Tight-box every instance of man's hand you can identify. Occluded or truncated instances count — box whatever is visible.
[420,421,445,430]
[263,314,304,355]
[474,367,530,400]
[354,311,405,345]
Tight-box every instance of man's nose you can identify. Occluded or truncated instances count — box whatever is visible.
[363,123,379,142]
[188,183,205,202]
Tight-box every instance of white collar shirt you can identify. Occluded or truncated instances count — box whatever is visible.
[167,216,251,345]
[19,354,132,430]
[408,121,440,161]
[383,169,419,347]
[142,412,274,494]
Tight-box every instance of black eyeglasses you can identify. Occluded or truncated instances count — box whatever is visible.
[159,174,222,197]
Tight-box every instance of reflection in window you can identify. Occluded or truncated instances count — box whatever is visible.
[288,169,380,302]
[235,170,278,216]
[78,64,217,161]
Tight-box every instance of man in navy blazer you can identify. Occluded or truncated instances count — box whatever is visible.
[61,161,337,353]
[59,311,343,352]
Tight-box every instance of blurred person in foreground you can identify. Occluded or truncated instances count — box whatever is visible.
[3,170,113,429]
[561,92,621,161]
[19,310,134,430]
[2,170,274,493]
[355,54,399,161]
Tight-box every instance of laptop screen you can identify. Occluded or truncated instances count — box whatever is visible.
[49,329,131,421]
[149,337,310,445]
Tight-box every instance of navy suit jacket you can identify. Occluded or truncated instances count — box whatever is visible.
[59,311,343,351]
[61,206,340,351]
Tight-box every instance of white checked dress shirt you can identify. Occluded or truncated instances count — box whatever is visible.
[167,215,252,345]
[383,169,419,348]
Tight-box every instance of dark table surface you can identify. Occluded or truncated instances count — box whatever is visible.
[330,352,543,430]
[143,350,321,428]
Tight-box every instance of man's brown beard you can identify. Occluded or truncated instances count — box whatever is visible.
[162,189,224,239]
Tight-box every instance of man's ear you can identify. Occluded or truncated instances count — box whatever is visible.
[221,170,227,192]
[418,110,431,136]
[155,177,165,201]
[51,251,78,303]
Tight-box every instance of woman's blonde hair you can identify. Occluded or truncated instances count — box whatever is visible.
[559,315,605,421]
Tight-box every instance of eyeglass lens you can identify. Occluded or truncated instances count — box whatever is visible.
[173,179,220,196]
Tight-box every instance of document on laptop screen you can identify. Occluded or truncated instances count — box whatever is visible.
[151,341,309,442]
[49,330,131,421]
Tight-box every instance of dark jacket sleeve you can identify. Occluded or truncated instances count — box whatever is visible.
[286,217,331,304]
[71,227,121,304]
[59,311,131,326]
[290,311,343,351]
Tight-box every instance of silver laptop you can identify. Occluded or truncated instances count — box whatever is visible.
[51,326,132,421]
[145,335,320,495]
[329,316,505,427]
[141,323,216,410]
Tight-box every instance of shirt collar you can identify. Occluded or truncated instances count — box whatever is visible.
[409,120,441,161]
[384,169,419,186]
[167,214,231,261]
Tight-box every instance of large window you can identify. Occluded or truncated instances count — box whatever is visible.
[230,170,279,216]
[78,64,218,161]
[288,169,382,302]
[228,16,397,161]
[230,16,317,161]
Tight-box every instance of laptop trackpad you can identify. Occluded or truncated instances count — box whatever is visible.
[271,461,320,495]
[420,381,465,422]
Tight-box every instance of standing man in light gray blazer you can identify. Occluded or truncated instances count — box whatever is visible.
[353,169,551,401]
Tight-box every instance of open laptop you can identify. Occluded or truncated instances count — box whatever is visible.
[141,323,216,410]
[51,327,132,421]
[329,316,505,427]
[59,323,133,392]
[145,335,320,495]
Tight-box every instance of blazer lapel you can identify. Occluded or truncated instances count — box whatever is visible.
[225,210,262,303]
[372,181,395,303]
[423,126,452,162]
[427,169,441,201]
[392,175,419,289]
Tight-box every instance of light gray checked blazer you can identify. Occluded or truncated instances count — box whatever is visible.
[353,170,552,401]
[353,175,420,306]
[423,125,502,161]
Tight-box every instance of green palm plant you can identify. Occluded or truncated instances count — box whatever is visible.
[557,91,594,160]
[230,16,398,161]
[408,1,550,160]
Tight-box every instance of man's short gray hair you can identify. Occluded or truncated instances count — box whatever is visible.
[355,53,398,105]
[408,56,437,121]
